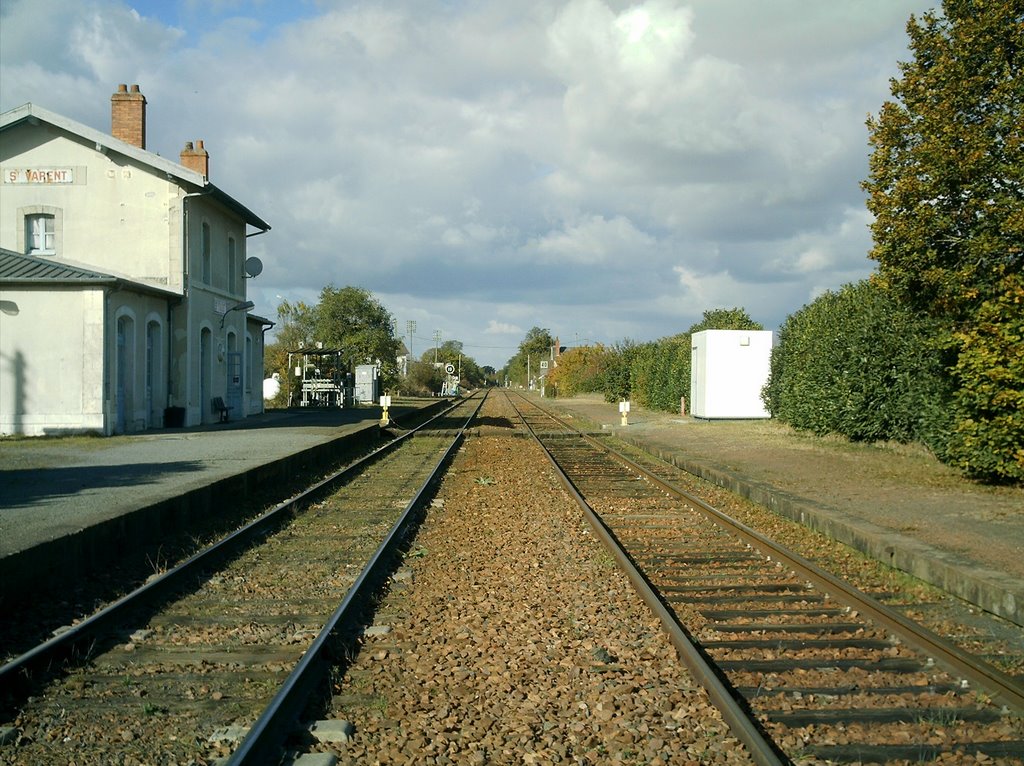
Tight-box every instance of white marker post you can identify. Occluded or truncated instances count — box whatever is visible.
[619,399,630,426]
[380,394,392,426]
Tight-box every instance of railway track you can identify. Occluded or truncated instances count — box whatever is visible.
[506,391,1024,765]
[0,393,484,764]
[4,389,1022,764]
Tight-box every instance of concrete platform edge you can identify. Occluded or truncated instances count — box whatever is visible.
[615,432,1024,628]
[0,424,383,608]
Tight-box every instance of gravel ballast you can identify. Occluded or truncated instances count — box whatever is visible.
[314,432,754,765]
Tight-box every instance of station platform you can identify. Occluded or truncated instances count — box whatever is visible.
[0,400,442,603]
[543,393,1024,628]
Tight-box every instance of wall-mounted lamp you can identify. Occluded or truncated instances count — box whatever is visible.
[220,300,254,328]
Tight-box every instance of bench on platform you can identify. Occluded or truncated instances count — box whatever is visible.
[211,396,232,423]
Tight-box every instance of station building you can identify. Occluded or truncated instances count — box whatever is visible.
[0,85,272,435]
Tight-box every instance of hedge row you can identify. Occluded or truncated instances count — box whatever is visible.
[764,277,1023,484]
[762,280,954,452]
[548,284,1020,483]
[548,309,763,415]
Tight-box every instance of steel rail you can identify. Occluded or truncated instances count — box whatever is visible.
[227,390,488,764]
[520,392,1024,712]
[0,395,474,704]
[505,391,788,766]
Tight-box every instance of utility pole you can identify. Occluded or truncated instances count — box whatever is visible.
[433,329,441,365]
[406,320,416,360]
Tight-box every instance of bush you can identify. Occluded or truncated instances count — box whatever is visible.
[405,360,444,397]
[764,279,954,450]
[547,345,615,398]
[629,336,690,412]
[946,274,1024,483]
[599,341,639,403]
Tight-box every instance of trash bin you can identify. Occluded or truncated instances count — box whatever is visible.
[164,406,185,428]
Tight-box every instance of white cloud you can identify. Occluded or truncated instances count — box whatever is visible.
[673,265,748,308]
[484,320,523,336]
[525,214,656,265]
[0,0,937,367]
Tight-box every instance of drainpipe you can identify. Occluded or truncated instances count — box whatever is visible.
[103,286,111,435]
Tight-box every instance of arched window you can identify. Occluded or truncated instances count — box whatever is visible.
[146,320,162,426]
[116,314,136,434]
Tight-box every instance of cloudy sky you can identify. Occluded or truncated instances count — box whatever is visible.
[1,0,937,368]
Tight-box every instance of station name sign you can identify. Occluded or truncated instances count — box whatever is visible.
[5,167,75,184]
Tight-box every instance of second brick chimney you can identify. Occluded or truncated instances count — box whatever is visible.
[111,83,147,149]
[180,140,210,178]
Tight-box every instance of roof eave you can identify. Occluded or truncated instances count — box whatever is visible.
[208,185,271,233]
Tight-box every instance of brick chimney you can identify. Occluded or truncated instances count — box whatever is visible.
[111,83,147,149]
[180,140,210,178]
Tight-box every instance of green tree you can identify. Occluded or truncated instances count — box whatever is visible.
[599,340,639,403]
[432,340,485,388]
[688,308,764,334]
[763,280,953,447]
[503,327,556,387]
[946,273,1024,481]
[548,344,616,398]
[863,0,1023,482]
[863,0,1022,321]
[263,299,318,407]
[263,288,402,402]
[315,286,402,389]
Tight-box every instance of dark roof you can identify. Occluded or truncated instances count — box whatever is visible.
[0,249,117,284]
[0,249,178,299]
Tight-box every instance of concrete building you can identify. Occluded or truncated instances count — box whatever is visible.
[0,85,272,435]
[690,330,773,419]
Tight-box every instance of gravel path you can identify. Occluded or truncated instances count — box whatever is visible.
[314,432,754,765]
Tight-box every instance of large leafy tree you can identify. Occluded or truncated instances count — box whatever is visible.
[863,0,1023,321]
[315,285,402,385]
[264,286,402,400]
[863,0,1023,482]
